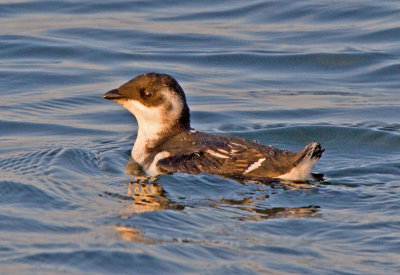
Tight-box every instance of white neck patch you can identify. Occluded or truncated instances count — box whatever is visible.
[120,89,183,165]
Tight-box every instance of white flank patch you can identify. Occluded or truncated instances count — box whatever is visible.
[278,142,319,181]
[206,150,229,159]
[243,158,266,174]
[147,151,170,175]
[278,157,317,181]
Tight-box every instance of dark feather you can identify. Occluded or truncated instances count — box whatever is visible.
[154,131,312,179]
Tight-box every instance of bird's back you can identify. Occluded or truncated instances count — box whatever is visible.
[155,131,323,180]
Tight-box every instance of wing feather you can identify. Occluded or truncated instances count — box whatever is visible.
[157,151,225,174]
[155,131,302,178]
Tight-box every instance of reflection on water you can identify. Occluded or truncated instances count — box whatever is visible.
[114,166,321,242]
[124,180,182,214]
[115,226,160,244]
[214,194,320,222]
[217,203,320,222]
[107,179,183,215]
[112,175,183,242]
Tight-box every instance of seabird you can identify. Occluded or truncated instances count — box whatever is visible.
[104,73,324,181]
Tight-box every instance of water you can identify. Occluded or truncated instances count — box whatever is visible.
[1,0,400,274]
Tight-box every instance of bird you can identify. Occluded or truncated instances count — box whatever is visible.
[103,72,324,182]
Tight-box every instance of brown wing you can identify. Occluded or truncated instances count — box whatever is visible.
[157,151,226,174]
[155,131,302,178]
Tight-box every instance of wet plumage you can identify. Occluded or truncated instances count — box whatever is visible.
[104,73,324,181]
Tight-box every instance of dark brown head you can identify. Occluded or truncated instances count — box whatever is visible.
[104,73,191,139]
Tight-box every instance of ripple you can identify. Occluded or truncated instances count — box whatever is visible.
[50,148,102,176]
[155,2,273,21]
[0,147,62,176]
[359,63,400,82]
[1,0,400,274]
[0,144,113,181]
[13,250,194,274]
[0,214,88,233]
[48,27,248,51]
[0,34,128,65]
[355,27,400,43]
[0,120,113,137]
[0,180,69,209]
[2,94,102,117]
[0,69,104,93]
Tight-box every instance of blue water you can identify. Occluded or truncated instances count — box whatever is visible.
[1,0,400,274]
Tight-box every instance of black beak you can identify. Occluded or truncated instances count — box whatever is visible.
[103,89,125,100]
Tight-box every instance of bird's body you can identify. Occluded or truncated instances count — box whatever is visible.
[104,73,324,181]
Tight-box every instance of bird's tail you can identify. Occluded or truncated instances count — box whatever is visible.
[278,142,325,181]
[302,141,324,161]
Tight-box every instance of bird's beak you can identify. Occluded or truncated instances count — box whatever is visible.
[103,89,125,100]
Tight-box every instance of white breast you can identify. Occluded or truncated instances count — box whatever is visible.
[120,90,183,165]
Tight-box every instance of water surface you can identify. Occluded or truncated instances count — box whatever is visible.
[1,0,400,274]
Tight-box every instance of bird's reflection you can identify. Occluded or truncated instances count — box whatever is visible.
[115,226,161,244]
[113,178,182,243]
[115,158,321,242]
[123,179,183,214]
[216,200,320,221]
[121,158,183,214]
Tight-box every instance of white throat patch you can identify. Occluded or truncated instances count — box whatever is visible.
[120,89,183,166]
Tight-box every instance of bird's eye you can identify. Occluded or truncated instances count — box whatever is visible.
[143,91,153,98]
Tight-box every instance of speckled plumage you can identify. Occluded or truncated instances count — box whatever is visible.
[104,73,324,181]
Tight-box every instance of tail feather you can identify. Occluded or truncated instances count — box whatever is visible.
[310,142,324,160]
[279,142,324,181]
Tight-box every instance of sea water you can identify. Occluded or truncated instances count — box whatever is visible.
[1,1,400,274]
